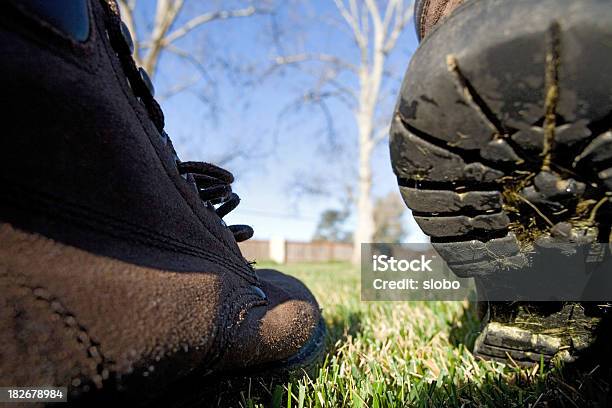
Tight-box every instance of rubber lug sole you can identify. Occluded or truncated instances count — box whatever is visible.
[391,0,612,364]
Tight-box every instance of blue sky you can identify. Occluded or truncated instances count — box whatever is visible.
[133,1,427,242]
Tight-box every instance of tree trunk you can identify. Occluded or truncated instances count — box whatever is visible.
[352,38,384,264]
[352,113,374,264]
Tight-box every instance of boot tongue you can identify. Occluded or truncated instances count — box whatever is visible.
[20,0,90,41]
[415,0,465,41]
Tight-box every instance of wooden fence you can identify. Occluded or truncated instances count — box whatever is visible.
[238,239,270,261]
[285,241,353,263]
[238,239,353,263]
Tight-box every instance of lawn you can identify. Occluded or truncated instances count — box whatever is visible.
[238,262,609,407]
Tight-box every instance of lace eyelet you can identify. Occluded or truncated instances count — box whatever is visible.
[251,286,267,300]
[138,67,155,97]
[120,21,135,55]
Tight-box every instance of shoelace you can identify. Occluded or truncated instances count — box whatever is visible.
[177,162,254,242]
[100,0,253,243]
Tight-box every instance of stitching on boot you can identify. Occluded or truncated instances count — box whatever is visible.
[0,218,265,372]
[1,271,111,392]
[1,264,263,392]
[2,180,255,281]
[419,0,432,40]
[418,0,474,47]
[26,285,111,392]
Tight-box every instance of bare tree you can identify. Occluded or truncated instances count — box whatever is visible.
[116,0,272,167]
[373,191,406,243]
[271,0,413,262]
[118,0,268,78]
[312,209,352,243]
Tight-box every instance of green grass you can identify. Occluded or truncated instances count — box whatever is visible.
[238,262,609,407]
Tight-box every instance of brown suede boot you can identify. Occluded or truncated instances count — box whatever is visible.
[393,0,612,365]
[414,0,465,40]
[0,0,324,403]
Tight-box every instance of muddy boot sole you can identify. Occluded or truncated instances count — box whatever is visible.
[390,0,612,364]
[474,303,602,366]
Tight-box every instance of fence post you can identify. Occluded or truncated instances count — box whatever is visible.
[269,236,286,264]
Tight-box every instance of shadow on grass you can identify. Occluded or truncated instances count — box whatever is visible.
[448,301,482,351]
[326,308,365,347]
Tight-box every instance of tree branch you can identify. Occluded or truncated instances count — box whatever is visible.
[333,0,367,50]
[162,6,262,45]
[165,44,214,83]
[383,1,414,53]
[265,52,359,110]
[270,53,358,73]
[373,125,390,146]
[157,75,200,101]
[142,0,183,75]
[364,0,382,33]
[381,0,399,33]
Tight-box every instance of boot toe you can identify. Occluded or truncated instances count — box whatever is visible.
[220,268,324,370]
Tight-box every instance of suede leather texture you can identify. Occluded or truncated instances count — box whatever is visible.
[0,224,319,399]
[0,0,322,400]
[417,0,465,40]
